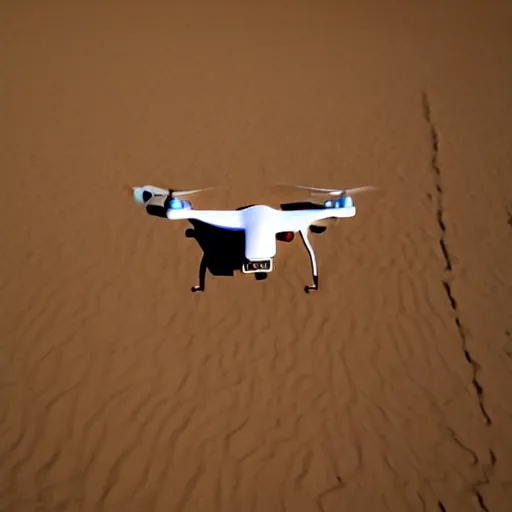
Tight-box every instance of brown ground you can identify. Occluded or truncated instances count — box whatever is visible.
[2,1,512,511]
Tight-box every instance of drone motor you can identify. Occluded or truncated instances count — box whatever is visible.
[324,196,354,209]
[169,198,192,210]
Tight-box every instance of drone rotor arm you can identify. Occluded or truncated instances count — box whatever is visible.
[166,209,245,230]
[275,208,355,233]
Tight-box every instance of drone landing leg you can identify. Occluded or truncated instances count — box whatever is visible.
[191,254,207,292]
[299,229,319,293]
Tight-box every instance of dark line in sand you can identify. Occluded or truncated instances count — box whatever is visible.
[422,91,491,425]
[474,491,490,512]
[470,449,496,512]
[422,91,495,512]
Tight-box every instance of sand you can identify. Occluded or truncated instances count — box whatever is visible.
[2,1,512,511]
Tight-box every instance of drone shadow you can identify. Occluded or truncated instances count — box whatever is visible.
[185,219,247,292]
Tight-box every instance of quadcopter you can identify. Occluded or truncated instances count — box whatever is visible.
[131,183,375,293]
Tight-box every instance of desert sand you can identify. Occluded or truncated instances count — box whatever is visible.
[2,1,512,511]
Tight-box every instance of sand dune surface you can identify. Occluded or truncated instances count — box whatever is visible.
[2,1,512,511]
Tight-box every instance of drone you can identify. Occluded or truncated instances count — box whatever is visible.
[131,183,376,293]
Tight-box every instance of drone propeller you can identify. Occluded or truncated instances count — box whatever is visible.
[280,183,377,198]
[169,186,218,198]
[131,184,218,205]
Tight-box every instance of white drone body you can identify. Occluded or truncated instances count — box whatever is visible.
[132,184,374,292]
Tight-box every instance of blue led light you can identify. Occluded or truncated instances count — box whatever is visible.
[324,200,333,208]
[170,198,183,209]
[342,196,354,208]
